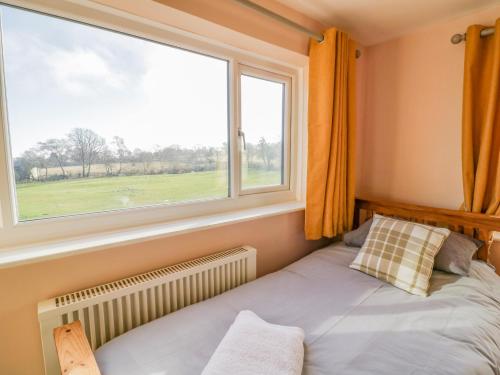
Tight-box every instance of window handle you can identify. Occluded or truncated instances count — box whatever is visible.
[238,129,246,151]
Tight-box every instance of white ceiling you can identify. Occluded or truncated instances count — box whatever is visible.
[277,0,500,45]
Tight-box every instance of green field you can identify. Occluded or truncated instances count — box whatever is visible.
[16,169,280,220]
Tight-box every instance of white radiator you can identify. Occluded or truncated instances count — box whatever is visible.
[38,246,257,375]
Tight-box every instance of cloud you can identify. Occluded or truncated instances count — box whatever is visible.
[45,48,127,95]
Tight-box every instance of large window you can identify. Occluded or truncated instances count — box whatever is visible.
[2,5,233,221]
[0,1,300,248]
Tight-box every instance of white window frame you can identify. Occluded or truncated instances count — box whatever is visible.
[0,0,308,251]
[236,64,292,196]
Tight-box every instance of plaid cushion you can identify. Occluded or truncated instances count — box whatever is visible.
[349,214,450,296]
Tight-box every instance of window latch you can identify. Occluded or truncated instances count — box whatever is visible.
[238,129,246,151]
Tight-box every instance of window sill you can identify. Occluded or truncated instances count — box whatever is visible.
[0,201,305,269]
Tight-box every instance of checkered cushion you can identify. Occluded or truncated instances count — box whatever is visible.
[349,214,450,296]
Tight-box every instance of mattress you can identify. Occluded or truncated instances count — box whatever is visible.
[95,243,500,375]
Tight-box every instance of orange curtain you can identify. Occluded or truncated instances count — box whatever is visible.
[462,19,500,215]
[305,28,357,240]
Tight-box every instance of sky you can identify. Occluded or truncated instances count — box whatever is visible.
[0,5,284,157]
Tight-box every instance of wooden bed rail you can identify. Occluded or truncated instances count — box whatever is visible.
[354,198,500,261]
[53,321,101,375]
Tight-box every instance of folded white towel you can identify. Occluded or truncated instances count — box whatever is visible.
[202,310,305,375]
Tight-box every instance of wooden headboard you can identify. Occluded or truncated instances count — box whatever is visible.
[354,198,500,261]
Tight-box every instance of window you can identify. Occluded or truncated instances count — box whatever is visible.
[239,67,290,193]
[2,5,231,221]
[0,1,302,249]
[1,4,234,222]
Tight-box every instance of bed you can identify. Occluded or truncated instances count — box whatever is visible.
[93,242,500,374]
[55,199,500,374]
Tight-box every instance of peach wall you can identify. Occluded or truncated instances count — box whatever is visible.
[0,210,328,374]
[357,5,500,272]
[358,4,500,208]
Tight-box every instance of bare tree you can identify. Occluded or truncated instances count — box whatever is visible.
[14,156,33,182]
[20,150,37,180]
[38,138,68,177]
[245,143,257,168]
[111,136,130,175]
[133,148,154,174]
[21,147,49,180]
[100,145,115,176]
[258,137,276,170]
[68,128,105,177]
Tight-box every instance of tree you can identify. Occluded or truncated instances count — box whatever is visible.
[111,136,130,175]
[38,138,68,177]
[19,150,37,180]
[133,148,154,174]
[13,156,34,182]
[98,145,116,176]
[21,147,50,180]
[159,145,181,165]
[245,143,257,168]
[68,128,105,177]
[258,137,276,170]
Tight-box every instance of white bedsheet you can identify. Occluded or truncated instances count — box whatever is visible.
[95,243,500,375]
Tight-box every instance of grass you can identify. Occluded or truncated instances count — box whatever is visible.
[16,169,281,220]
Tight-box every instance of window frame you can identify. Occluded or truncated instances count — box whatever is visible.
[0,0,307,250]
[236,64,292,196]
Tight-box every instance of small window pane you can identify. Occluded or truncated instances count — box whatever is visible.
[240,74,285,190]
[1,5,229,221]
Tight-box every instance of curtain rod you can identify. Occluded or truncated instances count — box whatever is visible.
[233,0,361,58]
[450,27,495,44]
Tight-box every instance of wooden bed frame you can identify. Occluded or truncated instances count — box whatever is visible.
[53,321,101,375]
[51,198,499,375]
[354,198,499,261]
